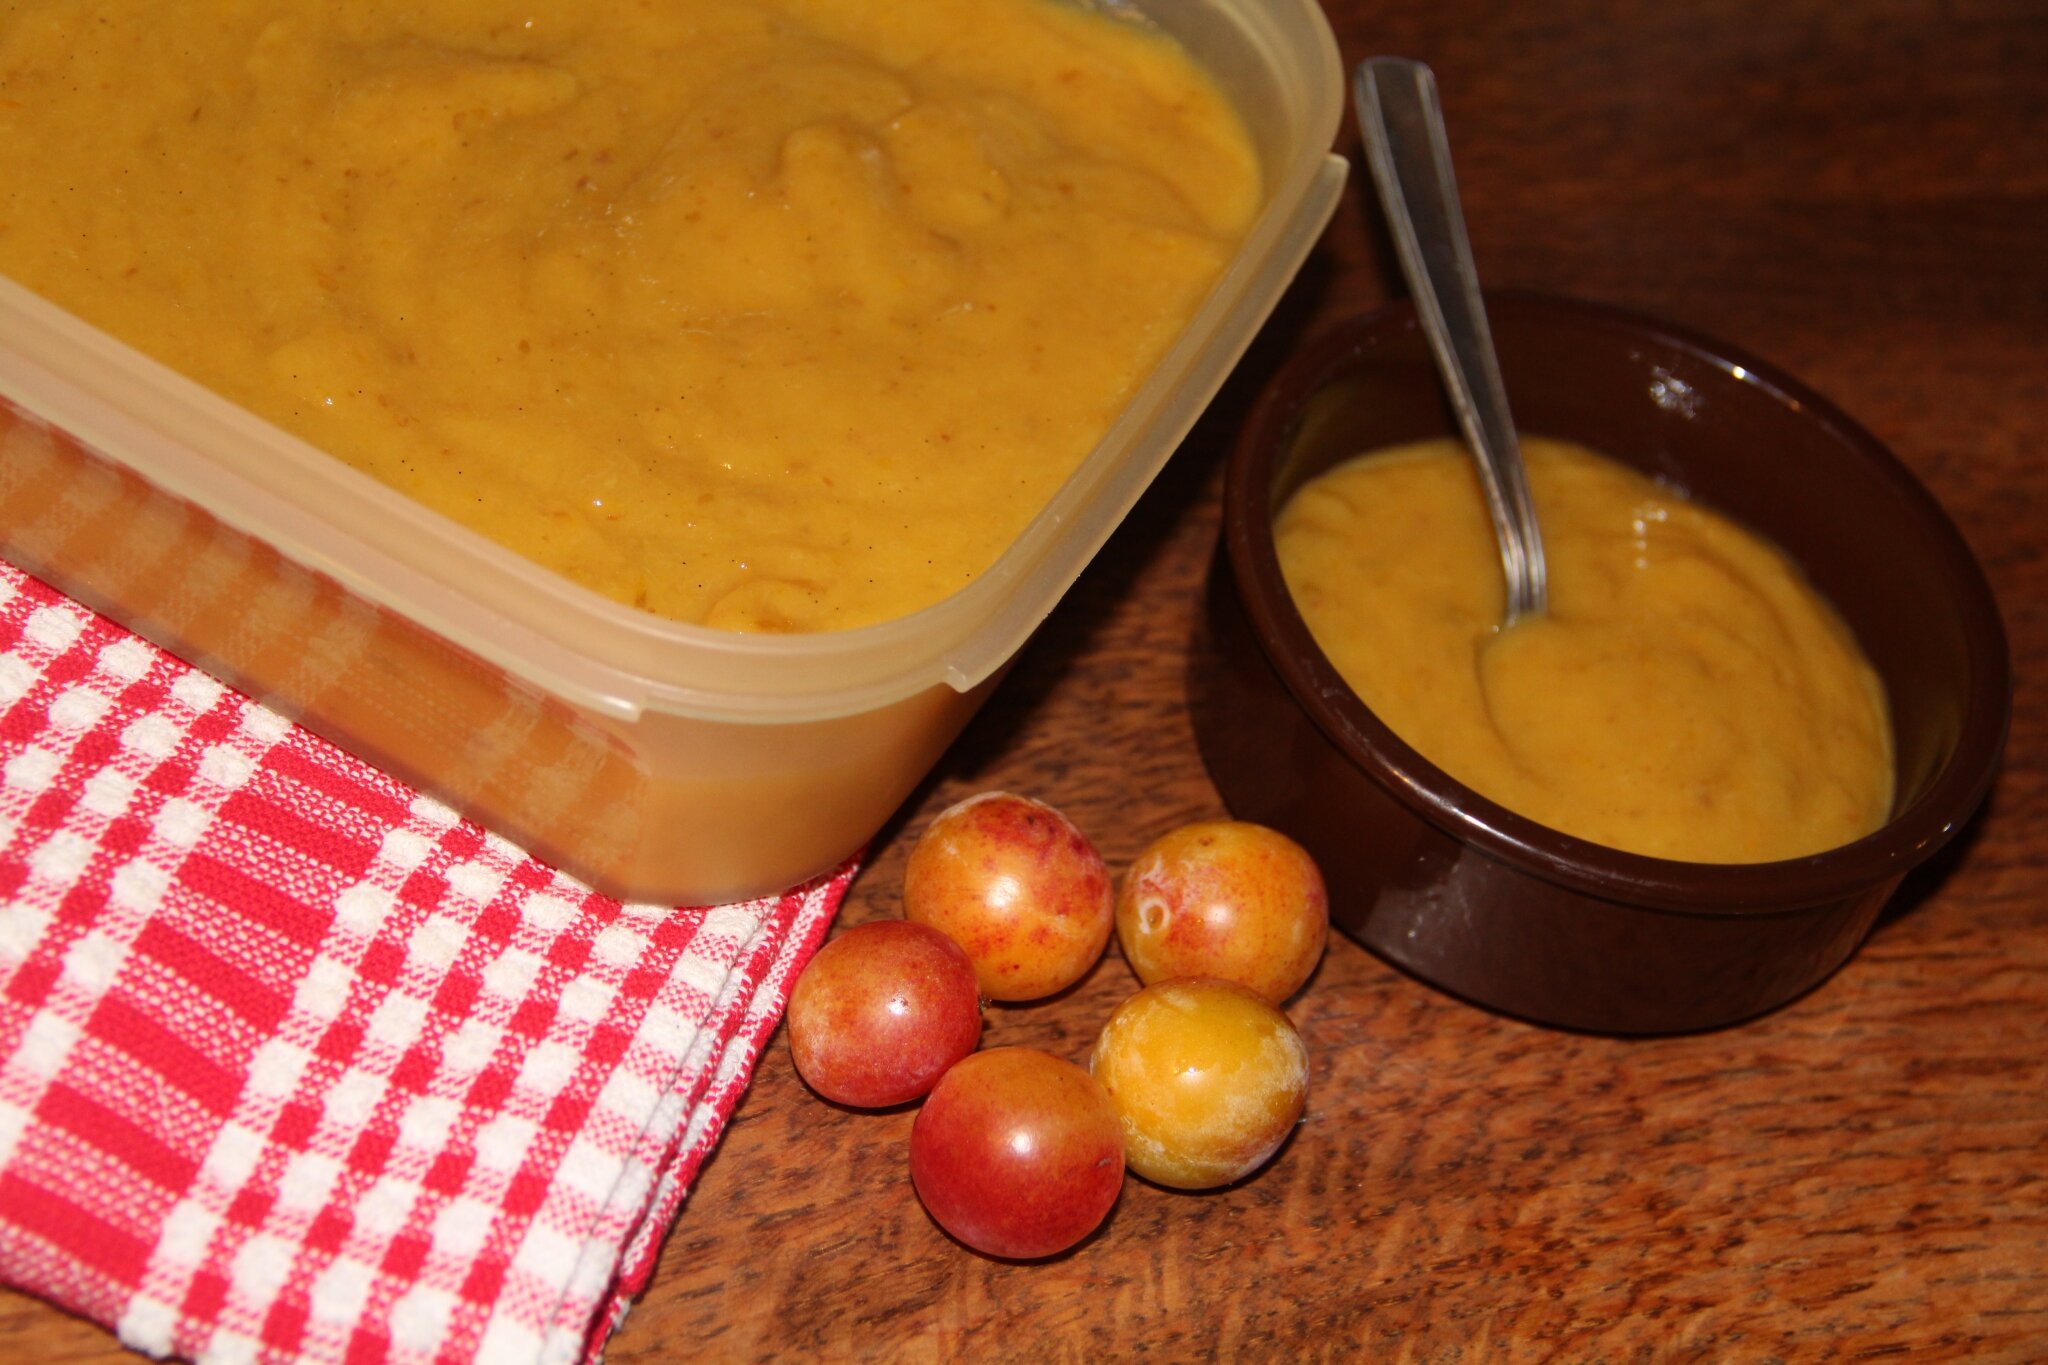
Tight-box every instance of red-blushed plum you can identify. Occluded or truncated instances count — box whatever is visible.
[786,920,982,1108]
[1116,820,1327,1003]
[908,1047,1125,1258]
[902,792,1114,1002]
[1089,978,1309,1190]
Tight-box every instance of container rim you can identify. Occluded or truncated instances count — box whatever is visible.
[1221,289,2014,916]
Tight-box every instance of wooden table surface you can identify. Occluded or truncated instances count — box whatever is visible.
[8,0,2045,1360]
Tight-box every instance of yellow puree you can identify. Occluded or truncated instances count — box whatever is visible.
[0,0,1259,631]
[1274,439,1894,863]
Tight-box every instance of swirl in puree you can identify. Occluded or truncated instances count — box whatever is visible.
[0,0,1259,631]
[1274,438,1894,863]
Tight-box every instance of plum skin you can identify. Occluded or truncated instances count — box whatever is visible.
[786,920,983,1108]
[1089,977,1309,1190]
[909,1047,1125,1258]
[903,792,1115,1002]
[1116,820,1328,1004]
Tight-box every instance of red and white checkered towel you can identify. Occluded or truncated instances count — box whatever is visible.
[0,560,851,1362]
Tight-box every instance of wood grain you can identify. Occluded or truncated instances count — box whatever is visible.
[5,0,2045,1359]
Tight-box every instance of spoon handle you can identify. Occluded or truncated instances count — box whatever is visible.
[1354,56,1548,624]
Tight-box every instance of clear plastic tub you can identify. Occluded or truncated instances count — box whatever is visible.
[0,0,1346,904]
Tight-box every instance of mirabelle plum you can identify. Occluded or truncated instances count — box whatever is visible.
[786,920,982,1107]
[1089,977,1308,1190]
[903,792,1114,1001]
[1116,820,1327,1003]
[909,1047,1125,1258]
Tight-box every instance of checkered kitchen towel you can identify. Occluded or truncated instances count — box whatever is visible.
[0,561,851,1362]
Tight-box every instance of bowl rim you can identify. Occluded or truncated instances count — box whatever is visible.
[1221,288,2012,916]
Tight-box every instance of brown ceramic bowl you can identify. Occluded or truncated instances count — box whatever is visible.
[1191,290,2010,1033]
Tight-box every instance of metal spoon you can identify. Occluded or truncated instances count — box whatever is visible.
[1355,56,1548,625]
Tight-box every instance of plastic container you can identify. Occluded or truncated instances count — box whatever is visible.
[0,0,1347,905]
